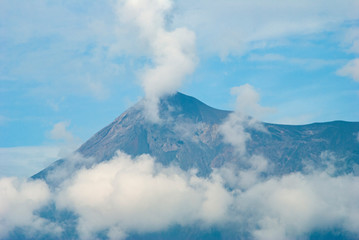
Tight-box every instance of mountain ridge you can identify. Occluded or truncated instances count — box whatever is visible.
[33,92,359,184]
[26,91,359,240]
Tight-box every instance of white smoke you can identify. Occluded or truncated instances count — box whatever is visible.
[117,0,197,122]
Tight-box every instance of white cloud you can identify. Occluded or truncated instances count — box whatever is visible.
[342,27,359,54]
[52,152,359,240]
[116,0,197,122]
[337,58,359,82]
[56,151,232,239]
[49,122,75,143]
[218,155,269,190]
[0,177,60,239]
[48,121,82,158]
[231,84,275,119]
[219,113,252,156]
[2,149,359,239]
[235,172,359,240]
[1,0,358,104]
[219,84,271,155]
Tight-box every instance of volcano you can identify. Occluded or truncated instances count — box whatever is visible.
[34,92,359,183]
[26,92,359,240]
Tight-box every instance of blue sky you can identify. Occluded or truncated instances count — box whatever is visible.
[1,0,359,176]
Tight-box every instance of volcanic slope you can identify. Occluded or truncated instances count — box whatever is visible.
[33,92,359,184]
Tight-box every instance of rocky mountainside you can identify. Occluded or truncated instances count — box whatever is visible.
[33,92,359,183]
[33,93,359,183]
[26,92,359,240]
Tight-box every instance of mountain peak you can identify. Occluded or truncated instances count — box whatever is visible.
[156,92,230,124]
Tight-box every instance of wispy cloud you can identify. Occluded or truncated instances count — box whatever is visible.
[44,121,82,160]
[337,58,359,82]
[175,0,359,57]
[0,146,60,178]
[248,53,344,71]
[0,115,9,125]
[49,122,75,143]
[219,84,272,156]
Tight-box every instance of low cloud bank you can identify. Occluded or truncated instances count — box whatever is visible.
[1,151,359,239]
[56,151,231,239]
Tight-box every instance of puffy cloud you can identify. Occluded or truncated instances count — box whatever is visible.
[52,151,359,240]
[219,113,252,156]
[49,122,75,143]
[234,172,359,240]
[56,151,232,239]
[230,84,275,119]
[0,177,59,239]
[217,155,269,190]
[337,58,359,82]
[116,0,197,122]
[2,150,359,239]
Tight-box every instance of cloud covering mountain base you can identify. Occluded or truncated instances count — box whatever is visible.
[2,149,359,240]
